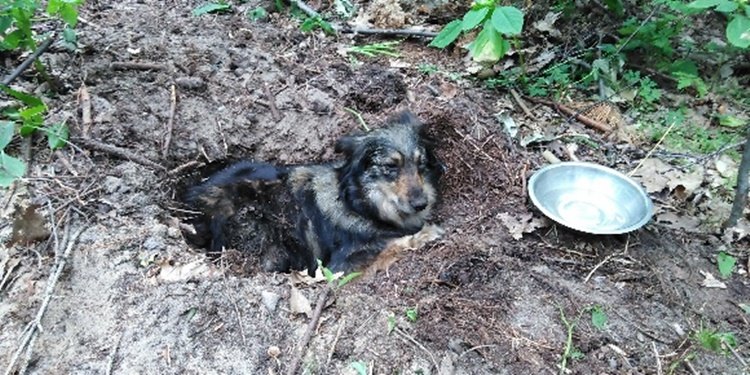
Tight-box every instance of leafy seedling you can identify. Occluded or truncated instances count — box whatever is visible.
[247,7,267,21]
[0,152,26,187]
[694,327,737,355]
[348,41,401,58]
[716,252,736,278]
[193,1,232,16]
[46,123,69,150]
[590,305,608,330]
[406,307,418,322]
[430,1,524,63]
[316,259,362,288]
[351,361,368,375]
[300,15,334,34]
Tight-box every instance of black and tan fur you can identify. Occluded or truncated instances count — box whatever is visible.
[184,111,443,274]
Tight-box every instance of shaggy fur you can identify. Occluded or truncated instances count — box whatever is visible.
[184,111,443,274]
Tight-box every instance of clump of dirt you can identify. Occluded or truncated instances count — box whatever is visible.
[345,64,408,112]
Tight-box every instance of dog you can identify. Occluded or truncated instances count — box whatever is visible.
[183,111,444,275]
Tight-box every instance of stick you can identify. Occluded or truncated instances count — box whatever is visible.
[75,137,167,171]
[652,342,662,375]
[110,62,167,71]
[4,225,86,375]
[628,121,677,177]
[79,84,93,138]
[286,287,331,375]
[583,253,616,284]
[509,89,535,119]
[263,83,282,122]
[2,37,55,86]
[167,160,204,176]
[525,97,612,133]
[394,327,440,375]
[344,107,369,132]
[105,332,124,375]
[326,318,345,366]
[162,85,177,159]
[725,126,750,228]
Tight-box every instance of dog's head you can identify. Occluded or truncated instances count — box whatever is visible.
[336,111,443,233]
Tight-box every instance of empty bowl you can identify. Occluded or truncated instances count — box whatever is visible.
[528,162,654,234]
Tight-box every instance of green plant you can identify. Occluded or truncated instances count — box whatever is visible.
[387,314,396,333]
[590,305,608,330]
[405,307,418,322]
[694,326,737,355]
[429,0,524,63]
[247,7,267,21]
[418,63,439,75]
[687,0,750,48]
[192,1,232,16]
[558,306,585,374]
[299,15,334,34]
[348,41,401,58]
[350,361,368,375]
[317,259,362,288]
[622,70,662,107]
[716,252,737,278]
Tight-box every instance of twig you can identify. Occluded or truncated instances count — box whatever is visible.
[105,332,124,375]
[509,89,535,119]
[628,121,678,177]
[2,36,55,86]
[394,327,440,375]
[162,85,178,159]
[344,107,370,132]
[326,318,345,366]
[54,150,78,176]
[263,83,282,122]
[167,160,205,176]
[583,253,616,283]
[79,84,93,138]
[652,342,662,375]
[110,61,167,71]
[725,341,748,368]
[458,344,497,359]
[339,27,437,38]
[725,126,750,228]
[75,137,167,171]
[4,224,86,375]
[525,97,612,133]
[684,359,700,375]
[286,287,332,375]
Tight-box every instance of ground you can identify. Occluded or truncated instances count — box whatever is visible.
[1,1,749,374]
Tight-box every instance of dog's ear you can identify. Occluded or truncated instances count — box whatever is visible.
[335,134,365,155]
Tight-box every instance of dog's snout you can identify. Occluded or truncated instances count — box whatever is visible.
[409,190,428,212]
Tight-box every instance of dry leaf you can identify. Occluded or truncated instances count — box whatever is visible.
[498,212,546,240]
[9,204,50,246]
[699,270,727,289]
[158,260,217,282]
[289,286,312,317]
[655,212,701,232]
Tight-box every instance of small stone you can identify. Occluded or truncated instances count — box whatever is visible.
[267,345,281,358]
[167,227,181,238]
[142,236,165,251]
[175,76,206,91]
[261,291,280,312]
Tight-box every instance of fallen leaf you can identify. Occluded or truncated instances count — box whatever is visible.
[158,260,217,282]
[498,212,547,240]
[290,268,333,286]
[714,154,737,178]
[699,270,727,289]
[496,111,518,138]
[532,12,562,37]
[630,158,672,194]
[290,286,312,317]
[655,212,701,232]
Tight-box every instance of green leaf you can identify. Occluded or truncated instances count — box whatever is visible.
[490,6,524,35]
[687,0,722,9]
[350,361,368,375]
[0,152,26,187]
[462,7,490,31]
[337,271,362,288]
[405,308,418,322]
[47,123,69,150]
[718,115,746,128]
[717,252,736,278]
[739,303,750,315]
[591,306,608,330]
[469,22,508,63]
[47,0,63,14]
[387,314,396,333]
[0,86,44,107]
[428,19,463,48]
[63,27,77,43]
[247,7,267,21]
[726,15,750,48]
[603,0,624,17]
[192,2,231,16]
[715,0,739,12]
[59,4,78,27]
[0,122,14,150]
[0,15,13,35]
[19,105,46,121]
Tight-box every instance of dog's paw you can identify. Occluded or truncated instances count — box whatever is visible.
[414,224,444,244]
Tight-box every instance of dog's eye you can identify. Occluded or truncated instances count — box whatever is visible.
[384,162,400,171]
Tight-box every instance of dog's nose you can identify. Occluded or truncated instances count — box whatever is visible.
[409,195,428,212]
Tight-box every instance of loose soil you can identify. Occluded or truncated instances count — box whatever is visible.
[1,1,749,375]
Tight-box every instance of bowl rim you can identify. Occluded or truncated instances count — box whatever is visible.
[528,161,654,234]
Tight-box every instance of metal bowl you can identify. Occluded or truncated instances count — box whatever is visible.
[528,162,653,234]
